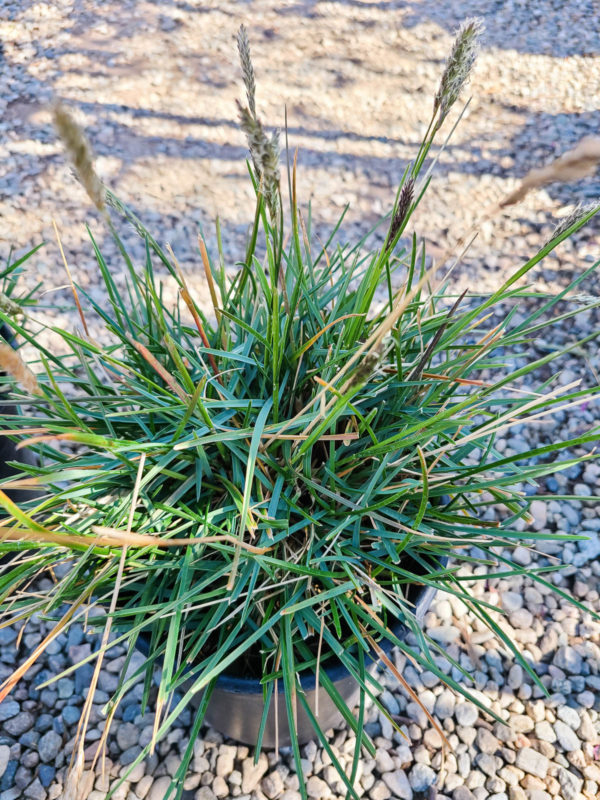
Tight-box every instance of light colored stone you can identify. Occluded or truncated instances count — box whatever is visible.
[554,646,583,674]
[502,592,523,613]
[306,776,330,798]
[0,746,10,780]
[195,788,217,800]
[215,745,236,777]
[241,753,268,793]
[554,720,581,751]
[557,705,580,729]
[369,779,392,800]
[455,703,478,727]
[148,777,175,800]
[135,775,154,800]
[535,721,556,742]
[556,767,583,800]
[427,625,460,644]
[435,690,456,720]
[261,772,285,799]
[476,728,500,754]
[512,546,531,566]
[382,769,412,800]
[514,747,548,779]
[212,776,228,798]
[408,763,436,792]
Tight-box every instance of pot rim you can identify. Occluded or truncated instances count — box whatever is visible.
[136,556,448,695]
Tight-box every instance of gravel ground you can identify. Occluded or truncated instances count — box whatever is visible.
[1,1,600,800]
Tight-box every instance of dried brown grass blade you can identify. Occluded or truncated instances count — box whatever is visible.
[127,336,188,402]
[83,455,147,782]
[197,234,222,325]
[53,218,90,336]
[166,243,222,383]
[364,632,450,748]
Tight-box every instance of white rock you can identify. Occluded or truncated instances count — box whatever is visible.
[382,769,413,800]
[148,777,175,800]
[557,705,581,729]
[512,546,531,566]
[455,703,478,727]
[409,763,436,792]
[501,592,523,613]
[514,747,548,779]
[428,625,460,644]
[554,720,581,751]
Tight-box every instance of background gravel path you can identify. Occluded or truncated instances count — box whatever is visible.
[1,1,600,799]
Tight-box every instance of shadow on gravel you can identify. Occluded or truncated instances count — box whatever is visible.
[401,0,600,57]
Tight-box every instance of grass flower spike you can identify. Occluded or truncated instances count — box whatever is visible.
[52,102,105,212]
[237,100,280,221]
[434,17,483,129]
[237,24,257,119]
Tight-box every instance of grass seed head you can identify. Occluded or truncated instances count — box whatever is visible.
[388,177,415,245]
[52,102,105,212]
[238,101,280,220]
[434,17,484,128]
[551,201,600,241]
[237,24,257,119]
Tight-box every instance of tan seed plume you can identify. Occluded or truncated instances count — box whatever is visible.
[0,343,40,396]
[52,102,105,212]
[500,136,600,208]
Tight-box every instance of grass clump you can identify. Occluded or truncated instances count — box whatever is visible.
[0,18,599,800]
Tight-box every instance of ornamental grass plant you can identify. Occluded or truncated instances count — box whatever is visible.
[0,18,599,800]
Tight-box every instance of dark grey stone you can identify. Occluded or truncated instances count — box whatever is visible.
[37,765,55,788]
[37,731,62,764]
[3,713,33,737]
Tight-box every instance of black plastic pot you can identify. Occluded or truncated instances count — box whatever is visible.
[137,558,447,747]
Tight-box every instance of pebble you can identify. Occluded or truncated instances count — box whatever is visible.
[453,789,475,800]
[241,753,268,793]
[0,748,8,780]
[427,626,460,644]
[37,731,62,763]
[147,776,173,800]
[306,776,329,798]
[116,723,139,751]
[554,720,581,751]
[557,705,580,729]
[455,703,478,727]
[382,769,412,800]
[435,690,456,719]
[514,748,548,779]
[475,753,498,777]
[535,721,556,743]
[502,592,523,613]
[369,779,393,800]
[554,646,583,674]
[0,702,20,723]
[261,771,285,798]
[3,713,34,737]
[512,547,531,566]
[476,728,500,754]
[409,763,436,792]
